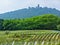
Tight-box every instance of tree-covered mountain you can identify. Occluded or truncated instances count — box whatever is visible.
[0,5,60,19]
[0,14,60,30]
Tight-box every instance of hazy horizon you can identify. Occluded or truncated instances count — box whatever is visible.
[0,0,60,14]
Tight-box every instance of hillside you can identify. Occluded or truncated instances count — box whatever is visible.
[0,5,60,19]
[0,14,60,30]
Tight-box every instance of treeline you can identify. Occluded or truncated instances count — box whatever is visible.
[0,14,60,30]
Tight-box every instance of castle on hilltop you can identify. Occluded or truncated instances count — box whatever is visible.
[28,4,41,9]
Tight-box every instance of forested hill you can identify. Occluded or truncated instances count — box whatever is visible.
[0,5,60,19]
[0,14,60,30]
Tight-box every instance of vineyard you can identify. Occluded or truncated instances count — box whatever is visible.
[0,30,60,45]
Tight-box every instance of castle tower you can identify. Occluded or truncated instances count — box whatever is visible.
[36,4,40,8]
[37,4,40,8]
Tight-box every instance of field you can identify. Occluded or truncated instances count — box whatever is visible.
[0,30,60,45]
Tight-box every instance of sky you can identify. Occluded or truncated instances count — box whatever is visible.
[0,0,60,14]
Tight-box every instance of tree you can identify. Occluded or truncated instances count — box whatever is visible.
[57,25,60,30]
[0,19,4,30]
[2,14,60,30]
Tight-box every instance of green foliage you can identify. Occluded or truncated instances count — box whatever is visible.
[5,31,10,35]
[57,25,60,30]
[0,19,4,30]
[0,14,60,30]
